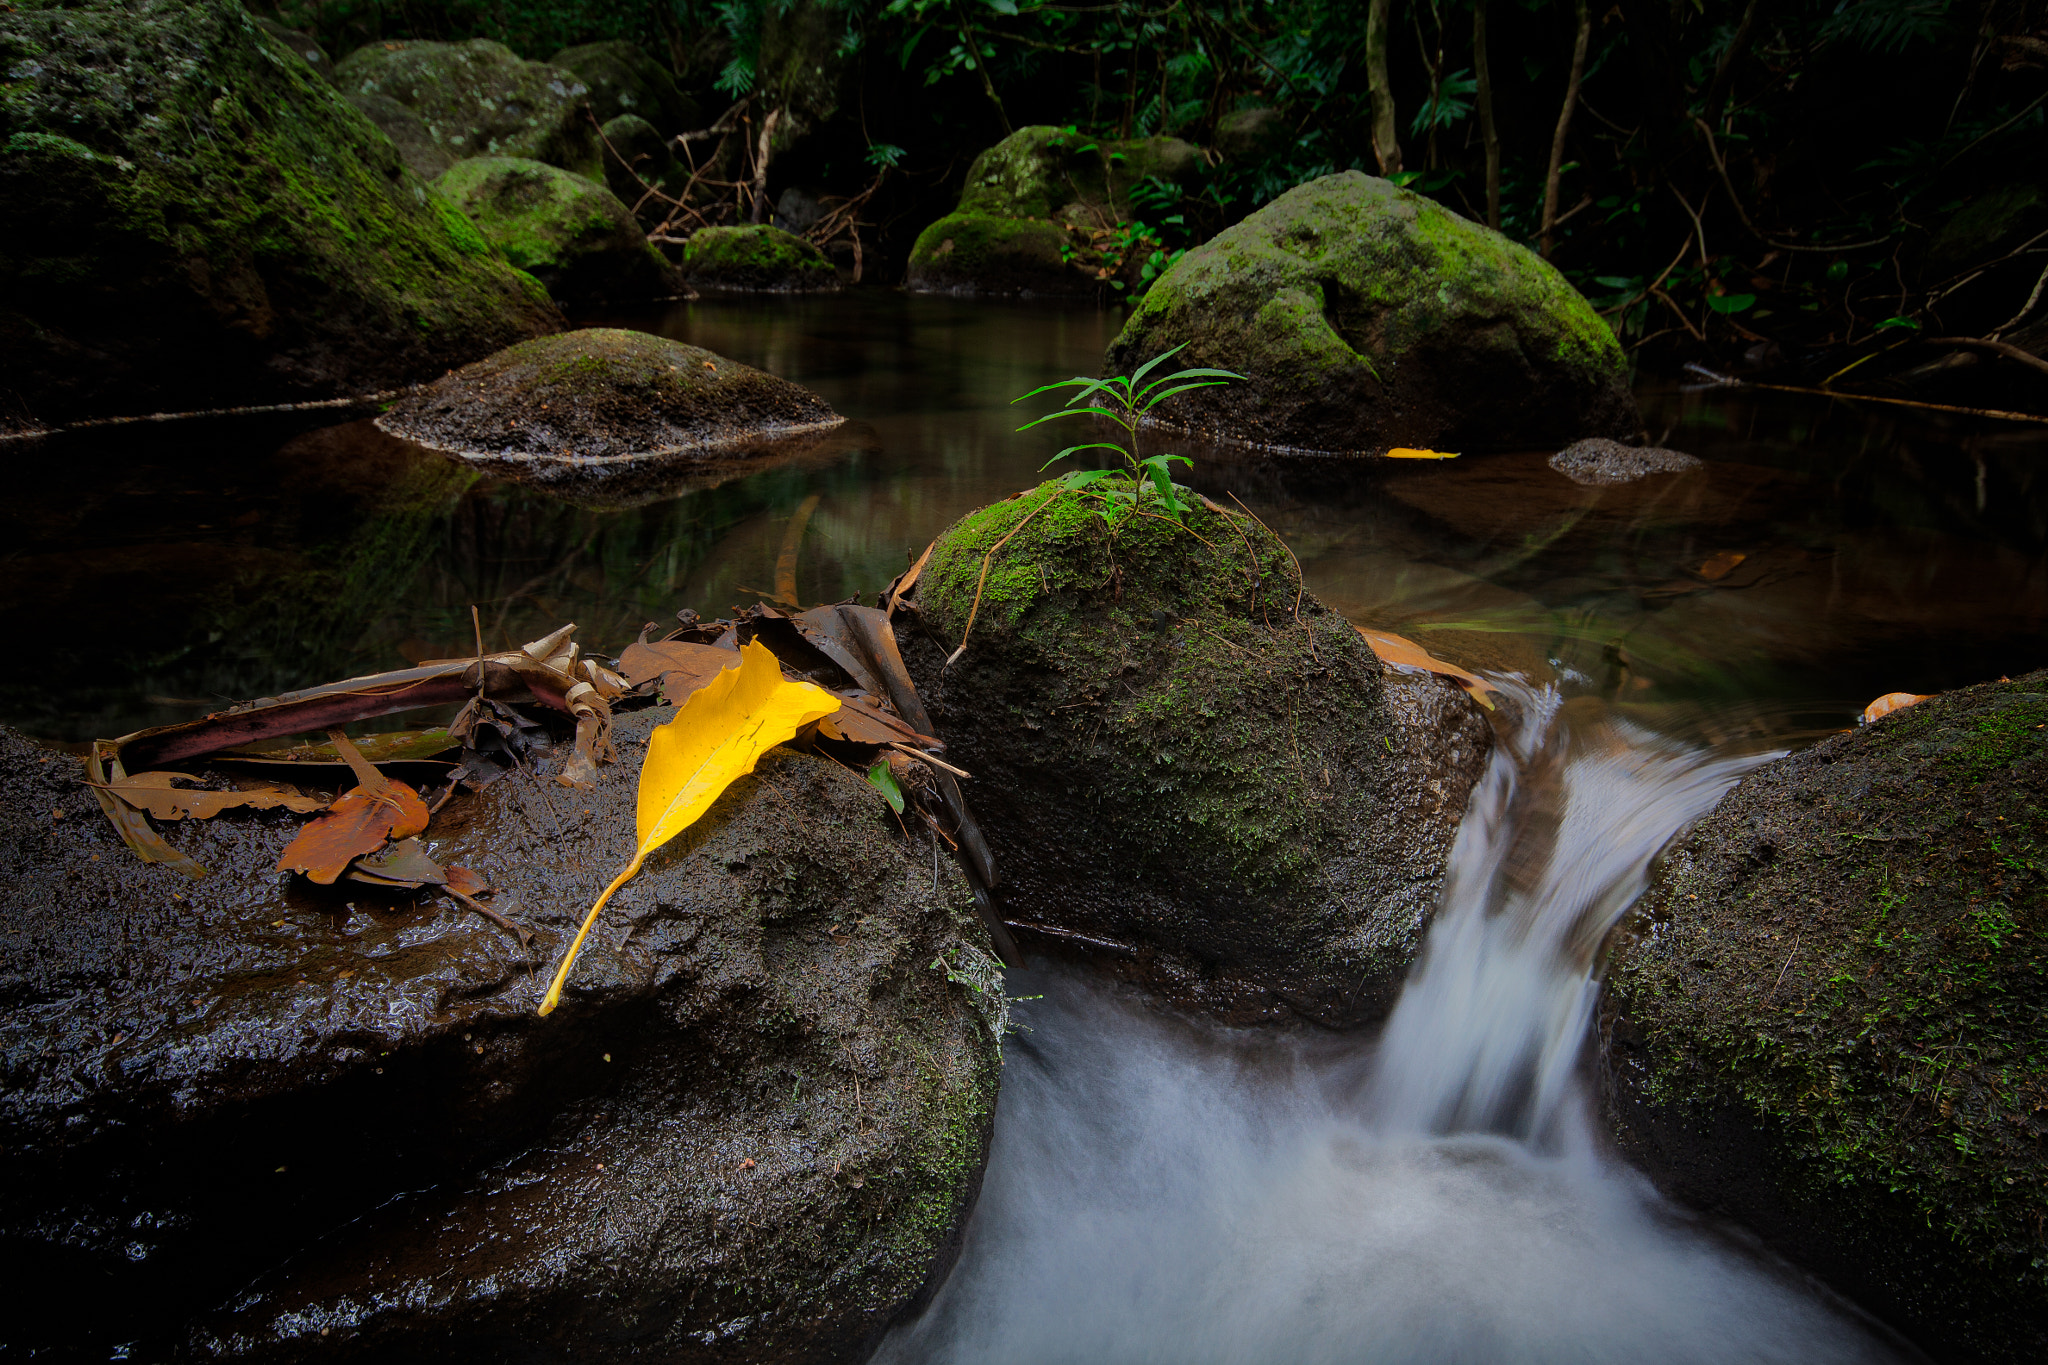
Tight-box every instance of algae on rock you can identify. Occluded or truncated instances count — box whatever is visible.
[900,481,1491,1025]
[434,157,682,304]
[333,38,603,180]
[0,0,561,428]
[1103,171,1640,455]
[1604,672,2048,1364]
[683,225,841,292]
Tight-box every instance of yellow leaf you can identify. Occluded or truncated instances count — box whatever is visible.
[1383,447,1460,460]
[1356,625,1498,710]
[538,640,839,1015]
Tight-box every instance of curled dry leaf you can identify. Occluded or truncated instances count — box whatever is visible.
[275,781,430,885]
[1861,691,1933,725]
[1356,626,1498,710]
[92,771,329,821]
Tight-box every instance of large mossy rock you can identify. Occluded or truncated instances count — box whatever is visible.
[551,39,700,132]
[434,157,682,305]
[683,225,841,292]
[600,112,682,206]
[1103,171,1640,456]
[899,483,1492,1025]
[0,716,1000,1361]
[378,327,843,464]
[906,126,1201,297]
[0,0,560,429]
[333,38,602,180]
[1603,673,2048,1363]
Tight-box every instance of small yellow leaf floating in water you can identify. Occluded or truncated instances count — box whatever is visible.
[1861,691,1932,725]
[1383,447,1460,460]
[539,640,839,1015]
[1356,626,1498,710]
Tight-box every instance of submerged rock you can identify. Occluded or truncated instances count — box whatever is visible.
[0,715,1000,1361]
[377,327,843,465]
[0,0,561,428]
[333,38,602,180]
[682,225,841,292]
[434,157,683,305]
[1603,672,2048,1363]
[1103,171,1640,455]
[1549,438,1701,485]
[550,39,700,132]
[906,126,1202,297]
[900,482,1492,1025]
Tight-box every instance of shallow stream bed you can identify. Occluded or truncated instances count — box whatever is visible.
[9,291,2047,1360]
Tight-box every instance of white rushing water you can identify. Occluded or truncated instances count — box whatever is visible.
[874,679,1921,1365]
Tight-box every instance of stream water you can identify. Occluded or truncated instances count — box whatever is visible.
[12,291,2048,1358]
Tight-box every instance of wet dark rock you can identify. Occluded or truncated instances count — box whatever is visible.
[0,0,561,429]
[550,40,700,133]
[682,226,842,293]
[906,126,1203,297]
[1548,438,1702,486]
[254,18,335,83]
[1102,172,1641,456]
[344,89,455,180]
[0,714,1000,1362]
[333,38,602,180]
[900,482,1492,1026]
[1602,672,2048,1364]
[433,157,684,305]
[376,327,843,468]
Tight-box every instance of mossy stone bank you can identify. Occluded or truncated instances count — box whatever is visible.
[435,157,682,305]
[1604,673,2048,1363]
[0,717,998,1361]
[333,38,602,180]
[900,482,1492,1024]
[906,125,1201,297]
[0,0,560,428]
[378,327,843,465]
[683,225,841,292]
[1105,171,1640,455]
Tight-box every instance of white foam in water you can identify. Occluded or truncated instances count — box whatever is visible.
[875,679,1920,1365]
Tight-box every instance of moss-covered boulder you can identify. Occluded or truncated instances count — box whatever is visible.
[899,482,1492,1025]
[379,327,842,466]
[906,125,1203,297]
[1103,171,1640,456]
[344,89,454,180]
[253,16,334,83]
[0,716,999,1361]
[0,0,560,429]
[599,112,681,207]
[434,157,682,305]
[551,39,700,132]
[1602,673,2048,1363]
[682,224,840,292]
[333,38,602,180]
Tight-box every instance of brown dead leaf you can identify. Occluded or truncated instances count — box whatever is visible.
[92,771,328,821]
[348,837,447,886]
[445,865,491,897]
[276,780,430,884]
[1861,691,1932,725]
[1694,550,1748,582]
[1356,626,1498,710]
[618,640,743,695]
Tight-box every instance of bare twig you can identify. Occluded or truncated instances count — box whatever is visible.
[1539,0,1591,259]
[947,488,1064,667]
[1926,335,2048,379]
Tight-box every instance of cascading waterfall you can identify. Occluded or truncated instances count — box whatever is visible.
[874,676,1920,1365]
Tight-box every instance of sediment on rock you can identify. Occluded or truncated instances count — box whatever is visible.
[0,713,1000,1363]
[1603,671,2048,1365]
[898,482,1492,1026]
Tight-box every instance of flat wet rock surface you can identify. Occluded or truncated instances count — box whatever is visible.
[378,328,843,464]
[0,712,999,1362]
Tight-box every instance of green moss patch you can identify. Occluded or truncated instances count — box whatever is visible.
[681,224,840,293]
[434,156,677,304]
[333,37,602,179]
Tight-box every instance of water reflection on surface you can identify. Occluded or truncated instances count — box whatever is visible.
[7,291,2047,753]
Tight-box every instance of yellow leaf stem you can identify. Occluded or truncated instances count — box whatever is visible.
[538,640,839,1015]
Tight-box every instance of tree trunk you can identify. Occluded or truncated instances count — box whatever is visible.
[1474,0,1501,229]
[1539,0,1591,259]
[1367,0,1402,175]
[750,108,781,225]
[1703,0,1763,128]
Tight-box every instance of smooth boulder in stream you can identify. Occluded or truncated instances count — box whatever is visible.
[433,157,684,305]
[1103,171,1641,455]
[900,482,1493,1025]
[1603,672,2048,1363]
[0,715,1000,1362]
[0,0,562,429]
[332,38,603,180]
